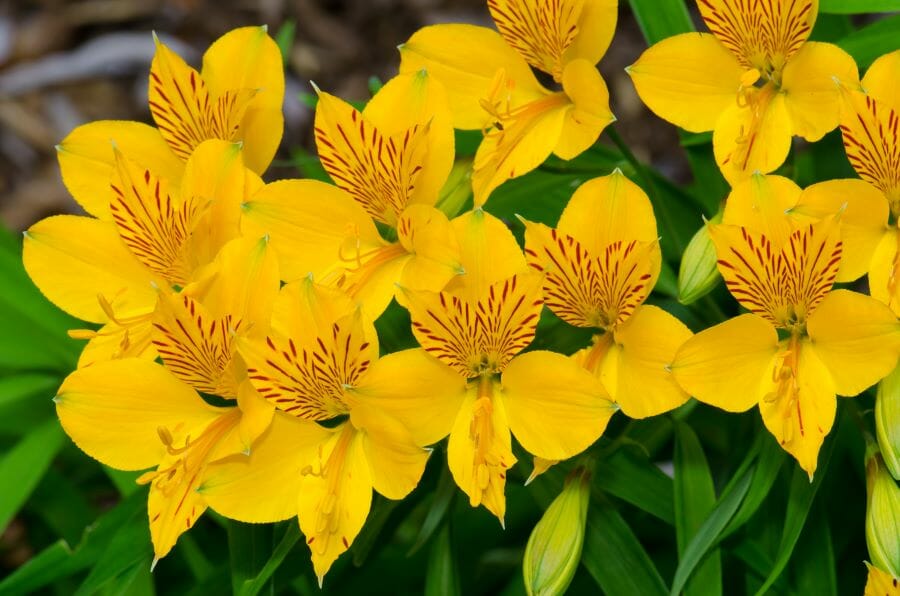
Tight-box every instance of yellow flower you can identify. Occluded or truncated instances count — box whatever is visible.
[53,236,286,562]
[399,0,616,205]
[24,140,252,367]
[371,209,618,523]
[522,170,692,418]
[628,0,858,184]
[672,216,900,477]
[835,50,900,315]
[199,278,463,584]
[241,71,463,318]
[56,27,282,221]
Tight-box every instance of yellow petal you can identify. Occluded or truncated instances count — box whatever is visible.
[863,563,900,596]
[722,173,800,248]
[781,41,858,141]
[76,319,157,367]
[201,26,285,174]
[349,403,430,500]
[862,49,900,113]
[235,379,275,453]
[839,87,900,203]
[447,382,516,522]
[297,424,372,585]
[759,338,835,478]
[179,140,247,270]
[807,289,900,396]
[714,86,792,184]
[791,179,889,282]
[23,216,159,324]
[471,93,569,205]
[363,71,455,210]
[396,204,463,298]
[346,348,466,447]
[241,179,382,282]
[399,24,545,129]
[523,220,657,328]
[563,0,618,66]
[554,59,614,160]
[501,350,617,460]
[109,147,207,287]
[405,274,543,377]
[869,229,900,316]
[698,0,816,70]
[55,358,221,470]
[200,411,331,523]
[559,169,658,250]
[56,121,184,220]
[611,305,692,418]
[627,33,744,133]
[271,277,359,342]
[443,208,527,301]
[672,314,779,412]
[150,37,256,162]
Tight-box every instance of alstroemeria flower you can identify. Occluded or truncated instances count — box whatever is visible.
[522,170,692,418]
[55,27,283,223]
[24,140,252,366]
[672,217,900,476]
[399,0,617,205]
[374,209,618,523]
[832,50,900,315]
[200,279,463,584]
[241,71,463,318]
[628,0,858,184]
[53,236,292,562]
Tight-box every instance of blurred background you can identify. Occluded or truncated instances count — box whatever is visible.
[0,0,686,233]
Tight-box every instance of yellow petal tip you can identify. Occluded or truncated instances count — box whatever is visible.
[150,557,160,572]
[309,80,321,95]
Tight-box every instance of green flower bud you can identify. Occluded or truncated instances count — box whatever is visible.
[437,159,473,219]
[677,212,723,305]
[877,364,900,480]
[523,466,591,596]
[866,447,900,579]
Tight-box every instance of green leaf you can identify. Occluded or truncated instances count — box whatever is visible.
[838,14,900,70]
[0,372,59,409]
[722,436,785,538]
[0,489,147,595]
[752,429,837,596]
[424,524,461,596]
[408,463,457,555]
[238,523,302,596]
[351,495,400,566]
[274,20,296,66]
[674,422,722,596]
[669,463,754,596]
[820,0,900,12]
[627,0,694,44]
[581,501,668,596]
[792,505,837,596]
[595,448,675,525]
[75,506,152,595]
[228,521,273,595]
[0,418,65,530]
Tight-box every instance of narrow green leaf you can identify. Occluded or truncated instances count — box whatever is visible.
[75,505,151,595]
[274,20,296,65]
[722,436,785,538]
[409,463,457,555]
[0,419,65,530]
[627,0,694,44]
[669,464,753,596]
[228,521,273,595]
[581,501,668,596]
[838,14,900,69]
[424,524,461,596]
[674,423,722,596]
[0,372,58,409]
[177,533,215,582]
[595,448,675,525]
[351,495,399,566]
[793,505,837,596]
[239,523,302,596]
[752,429,837,596]
[821,0,900,13]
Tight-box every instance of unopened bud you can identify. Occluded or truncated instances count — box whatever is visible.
[877,364,900,480]
[523,466,590,596]
[677,213,722,305]
[866,447,900,579]
[437,158,472,219]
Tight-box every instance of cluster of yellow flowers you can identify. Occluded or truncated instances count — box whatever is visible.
[19,0,900,589]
